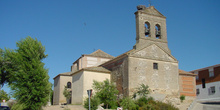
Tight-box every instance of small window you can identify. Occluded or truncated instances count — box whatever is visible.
[209,86,215,95]
[202,79,205,88]
[153,63,158,70]
[195,71,199,80]
[196,89,200,95]
[67,82,71,88]
[209,71,214,77]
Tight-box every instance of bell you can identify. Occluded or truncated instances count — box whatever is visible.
[156,30,160,37]
[145,28,149,35]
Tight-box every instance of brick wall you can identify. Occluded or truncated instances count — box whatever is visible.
[179,75,196,97]
[196,66,220,85]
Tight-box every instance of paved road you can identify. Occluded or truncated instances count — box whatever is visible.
[193,102,220,110]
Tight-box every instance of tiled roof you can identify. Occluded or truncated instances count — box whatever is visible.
[179,69,197,76]
[60,72,73,75]
[83,66,111,73]
[53,72,73,79]
[70,66,111,76]
[88,49,114,59]
[189,64,220,72]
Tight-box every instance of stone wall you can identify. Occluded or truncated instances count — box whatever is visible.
[128,57,179,100]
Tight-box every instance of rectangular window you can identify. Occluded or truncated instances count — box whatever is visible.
[196,89,200,95]
[202,79,205,88]
[153,63,158,70]
[209,71,214,77]
[195,71,199,80]
[209,86,215,95]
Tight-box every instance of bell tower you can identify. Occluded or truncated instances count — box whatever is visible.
[134,5,171,54]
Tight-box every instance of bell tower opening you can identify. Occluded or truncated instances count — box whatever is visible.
[145,22,150,37]
[155,24,161,39]
[134,5,170,53]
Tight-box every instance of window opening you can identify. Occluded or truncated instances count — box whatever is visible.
[195,71,199,80]
[202,79,205,88]
[155,24,161,39]
[209,71,214,77]
[67,82,71,88]
[209,86,215,95]
[145,22,150,37]
[153,63,158,70]
[196,89,200,95]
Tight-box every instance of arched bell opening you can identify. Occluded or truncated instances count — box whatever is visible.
[145,22,150,37]
[155,24,161,39]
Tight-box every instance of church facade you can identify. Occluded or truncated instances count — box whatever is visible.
[53,5,196,105]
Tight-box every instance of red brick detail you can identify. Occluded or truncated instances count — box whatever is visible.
[196,66,220,85]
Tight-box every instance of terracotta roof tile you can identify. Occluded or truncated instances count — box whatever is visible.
[88,49,114,59]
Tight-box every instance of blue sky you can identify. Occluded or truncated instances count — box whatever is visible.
[1,0,220,94]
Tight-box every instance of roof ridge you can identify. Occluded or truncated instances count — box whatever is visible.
[89,49,114,59]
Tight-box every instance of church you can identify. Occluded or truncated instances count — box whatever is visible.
[53,5,197,105]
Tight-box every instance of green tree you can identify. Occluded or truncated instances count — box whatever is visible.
[84,95,100,110]
[0,48,14,87]
[63,86,71,103]
[133,84,150,99]
[120,97,137,110]
[2,36,51,110]
[0,90,10,101]
[92,79,119,109]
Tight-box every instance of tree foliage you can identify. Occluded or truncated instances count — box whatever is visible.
[63,86,71,102]
[180,95,185,103]
[84,95,100,110]
[133,84,150,99]
[1,36,51,109]
[0,89,10,101]
[120,97,137,110]
[92,79,119,109]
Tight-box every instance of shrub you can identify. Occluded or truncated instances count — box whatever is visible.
[84,95,100,110]
[92,79,118,109]
[133,84,150,99]
[136,97,148,107]
[11,102,27,110]
[153,101,178,110]
[120,97,137,110]
[180,95,185,103]
[136,97,178,110]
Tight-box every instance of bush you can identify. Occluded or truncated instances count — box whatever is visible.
[11,102,27,110]
[120,97,137,110]
[136,97,148,107]
[135,97,178,110]
[84,96,100,110]
[92,79,118,109]
[152,101,178,110]
[180,95,185,103]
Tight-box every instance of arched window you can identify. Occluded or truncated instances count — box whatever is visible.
[145,22,150,37]
[155,24,161,39]
[67,82,71,88]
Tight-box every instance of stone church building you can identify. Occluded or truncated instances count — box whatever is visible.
[53,5,197,105]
